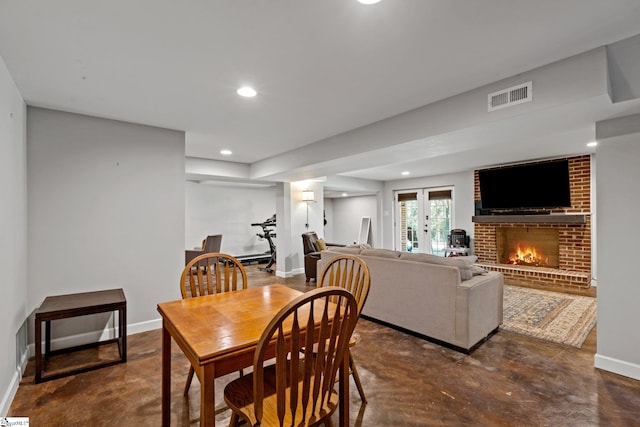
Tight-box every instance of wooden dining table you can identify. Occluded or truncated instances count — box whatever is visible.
[157,284,350,427]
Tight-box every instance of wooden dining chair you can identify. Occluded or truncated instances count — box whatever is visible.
[223,287,359,427]
[317,254,371,403]
[179,252,248,394]
[180,252,247,299]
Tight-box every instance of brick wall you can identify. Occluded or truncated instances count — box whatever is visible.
[473,155,593,295]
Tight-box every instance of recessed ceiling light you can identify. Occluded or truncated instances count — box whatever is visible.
[237,86,257,97]
[358,0,381,4]
[401,171,410,176]
[587,141,598,147]
[220,149,232,156]
[342,193,348,197]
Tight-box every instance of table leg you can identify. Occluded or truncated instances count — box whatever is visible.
[162,322,171,427]
[120,304,127,362]
[45,320,51,354]
[201,363,216,427]
[35,318,42,383]
[339,349,349,427]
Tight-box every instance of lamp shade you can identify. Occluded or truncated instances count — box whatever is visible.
[302,190,315,202]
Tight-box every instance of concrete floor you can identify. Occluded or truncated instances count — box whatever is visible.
[9,265,640,426]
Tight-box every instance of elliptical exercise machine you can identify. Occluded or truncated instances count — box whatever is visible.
[251,214,276,273]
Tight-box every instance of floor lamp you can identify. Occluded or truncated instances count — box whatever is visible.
[302,190,315,229]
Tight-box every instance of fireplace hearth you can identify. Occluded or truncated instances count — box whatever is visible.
[496,227,559,269]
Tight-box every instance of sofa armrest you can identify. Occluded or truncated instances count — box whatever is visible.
[455,272,504,349]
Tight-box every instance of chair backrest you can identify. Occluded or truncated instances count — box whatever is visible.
[318,254,370,315]
[202,234,222,253]
[301,232,320,255]
[252,287,358,425]
[180,252,247,299]
[449,228,469,248]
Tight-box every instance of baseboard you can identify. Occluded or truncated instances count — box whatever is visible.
[594,353,640,380]
[0,346,28,417]
[128,318,162,335]
[18,346,28,381]
[0,370,20,417]
[275,268,304,278]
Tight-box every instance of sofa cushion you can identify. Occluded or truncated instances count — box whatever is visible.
[316,238,327,251]
[361,248,402,259]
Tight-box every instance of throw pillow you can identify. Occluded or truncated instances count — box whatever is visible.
[471,265,488,276]
[331,246,363,255]
[316,238,327,251]
[347,243,371,249]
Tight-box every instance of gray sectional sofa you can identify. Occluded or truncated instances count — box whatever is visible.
[319,247,504,351]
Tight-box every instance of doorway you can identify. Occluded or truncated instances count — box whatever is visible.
[395,188,453,255]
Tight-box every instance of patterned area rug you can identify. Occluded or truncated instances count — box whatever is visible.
[500,285,597,348]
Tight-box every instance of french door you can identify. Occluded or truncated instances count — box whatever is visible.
[395,187,453,255]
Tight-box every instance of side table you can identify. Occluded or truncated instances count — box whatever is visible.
[35,288,127,383]
[444,247,471,257]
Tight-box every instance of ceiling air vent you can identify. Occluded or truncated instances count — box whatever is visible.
[488,81,532,112]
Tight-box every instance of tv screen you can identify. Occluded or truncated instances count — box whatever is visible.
[478,160,572,210]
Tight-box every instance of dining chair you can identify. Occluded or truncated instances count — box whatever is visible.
[317,254,371,403]
[180,252,248,394]
[180,252,247,298]
[223,287,359,427]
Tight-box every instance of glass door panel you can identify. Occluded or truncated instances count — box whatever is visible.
[428,196,451,256]
[396,188,452,255]
[395,191,423,252]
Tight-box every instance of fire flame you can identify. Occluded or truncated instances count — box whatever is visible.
[508,244,549,267]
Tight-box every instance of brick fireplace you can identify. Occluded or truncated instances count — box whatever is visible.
[473,155,593,296]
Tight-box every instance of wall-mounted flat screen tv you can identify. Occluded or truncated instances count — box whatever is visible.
[478,159,572,210]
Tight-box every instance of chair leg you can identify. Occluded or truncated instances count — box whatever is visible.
[349,353,367,404]
[183,366,195,396]
[229,412,240,426]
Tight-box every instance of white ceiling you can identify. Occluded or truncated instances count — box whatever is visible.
[2,0,640,184]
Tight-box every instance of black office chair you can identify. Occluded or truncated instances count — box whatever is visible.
[445,229,470,257]
[448,229,470,248]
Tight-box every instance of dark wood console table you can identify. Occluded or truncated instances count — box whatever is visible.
[35,288,127,383]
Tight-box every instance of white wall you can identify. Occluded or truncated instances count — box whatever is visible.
[185,180,324,278]
[185,181,276,256]
[27,107,185,342]
[279,181,326,277]
[594,114,640,380]
[0,56,27,417]
[323,198,335,242]
[330,195,379,246]
[382,170,475,250]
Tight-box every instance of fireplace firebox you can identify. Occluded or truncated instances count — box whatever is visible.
[496,227,559,268]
